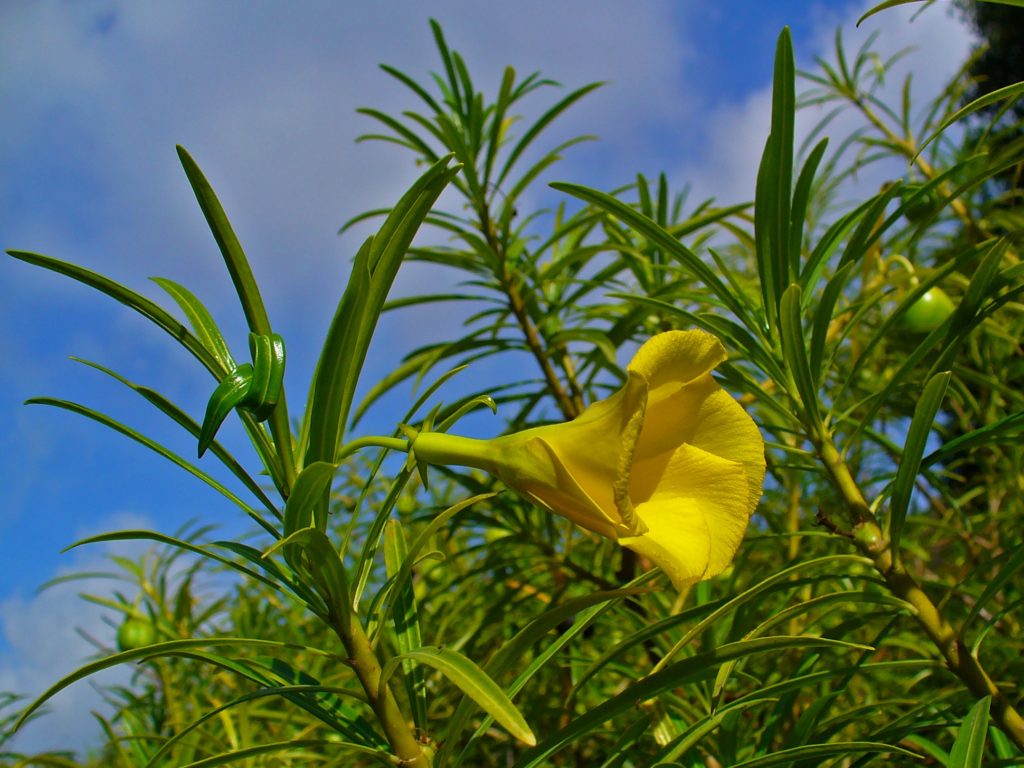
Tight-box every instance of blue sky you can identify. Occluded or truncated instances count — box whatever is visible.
[0,0,972,754]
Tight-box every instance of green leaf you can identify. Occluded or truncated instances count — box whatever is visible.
[26,398,270,532]
[381,646,536,746]
[809,262,855,387]
[442,587,647,768]
[963,544,1024,634]
[70,357,280,521]
[6,250,224,377]
[728,741,921,767]
[176,739,380,768]
[917,82,1024,160]
[923,411,1024,469]
[151,277,236,372]
[657,554,873,667]
[283,461,338,537]
[198,364,254,457]
[550,183,759,335]
[779,284,820,423]
[888,370,951,556]
[383,519,428,732]
[858,0,1024,27]
[143,684,380,767]
[177,146,296,490]
[176,146,271,337]
[495,82,604,191]
[948,696,991,768]
[14,637,336,731]
[264,527,350,618]
[513,636,871,768]
[789,137,828,276]
[303,155,459,468]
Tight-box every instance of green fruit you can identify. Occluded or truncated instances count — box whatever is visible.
[901,288,955,333]
[117,617,156,650]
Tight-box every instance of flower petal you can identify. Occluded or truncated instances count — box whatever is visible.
[528,375,649,534]
[637,374,766,512]
[623,443,751,588]
[627,330,728,392]
[515,437,628,539]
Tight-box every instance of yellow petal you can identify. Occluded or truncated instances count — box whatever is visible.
[518,436,626,539]
[623,444,751,588]
[627,330,727,391]
[527,375,648,535]
[636,374,766,512]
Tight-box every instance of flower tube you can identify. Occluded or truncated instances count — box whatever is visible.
[411,330,765,588]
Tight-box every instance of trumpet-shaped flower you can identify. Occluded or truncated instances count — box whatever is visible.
[411,330,765,588]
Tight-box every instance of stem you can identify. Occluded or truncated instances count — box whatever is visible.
[847,93,1008,253]
[336,435,410,462]
[334,610,431,767]
[479,200,582,422]
[817,434,1024,750]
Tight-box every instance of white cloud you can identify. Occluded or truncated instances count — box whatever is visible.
[677,1,976,206]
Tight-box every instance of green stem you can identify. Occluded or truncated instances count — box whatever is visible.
[336,435,410,462]
[333,610,430,767]
[817,433,1024,750]
[479,200,582,422]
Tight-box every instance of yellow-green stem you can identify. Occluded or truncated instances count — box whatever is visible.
[817,433,1024,750]
[334,611,430,767]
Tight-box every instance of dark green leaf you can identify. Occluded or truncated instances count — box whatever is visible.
[889,371,951,556]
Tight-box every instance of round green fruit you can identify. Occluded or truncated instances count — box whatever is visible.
[901,288,955,333]
[117,617,156,650]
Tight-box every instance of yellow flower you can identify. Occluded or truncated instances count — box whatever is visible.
[411,330,765,588]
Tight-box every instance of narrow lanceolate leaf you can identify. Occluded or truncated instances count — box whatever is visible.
[176,146,271,337]
[382,646,536,746]
[143,684,377,767]
[917,84,1024,159]
[513,636,870,768]
[384,520,428,732]
[809,262,855,388]
[949,696,992,768]
[177,146,296,491]
[176,740,384,768]
[303,155,460,468]
[889,371,951,556]
[779,284,820,424]
[923,411,1024,469]
[14,637,335,731]
[264,527,350,617]
[752,27,796,331]
[728,741,921,767]
[849,1,1024,27]
[70,357,279,519]
[26,398,272,534]
[550,182,758,335]
[283,461,338,537]
[788,137,828,278]
[198,364,254,457]
[6,250,225,378]
[151,277,237,372]
[963,545,1024,633]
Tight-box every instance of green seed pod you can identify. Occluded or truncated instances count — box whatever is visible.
[117,617,157,651]
[901,288,955,333]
